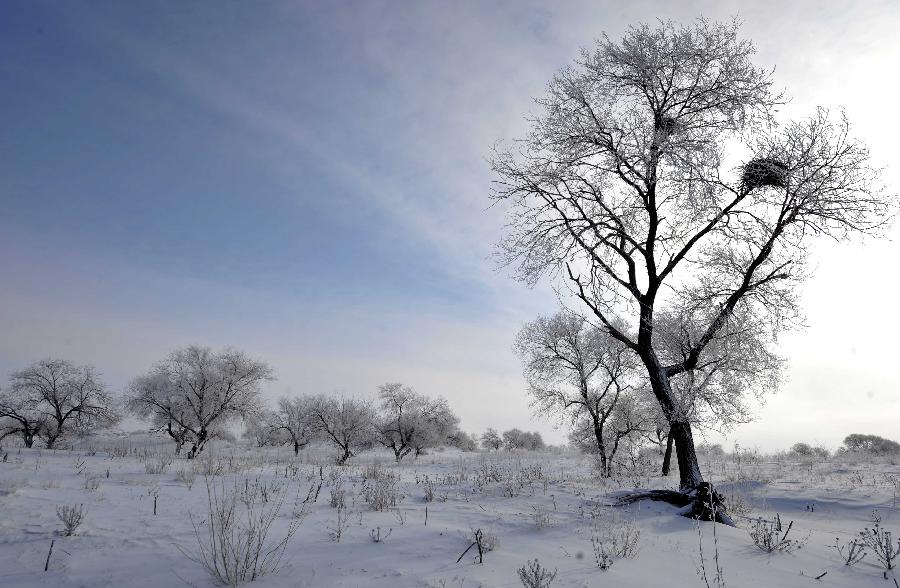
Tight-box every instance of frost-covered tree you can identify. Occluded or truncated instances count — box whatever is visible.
[480,428,502,451]
[843,434,900,454]
[447,430,479,452]
[243,409,283,448]
[3,359,118,448]
[271,396,319,455]
[569,392,646,468]
[0,385,46,448]
[126,346,273,458]
[375,383,459,460]
[491,18,890,514]
[515,310,643,476]
[309,395,374,464]
[502,429,545,451]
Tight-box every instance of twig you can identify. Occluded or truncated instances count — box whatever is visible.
[44,540,54,572]
[456,542,476,564]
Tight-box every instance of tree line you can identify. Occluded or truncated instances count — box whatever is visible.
[0,346,544,462]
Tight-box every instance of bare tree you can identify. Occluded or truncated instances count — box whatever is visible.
[375,383,460,460]
[409,395,459,458]
[568,392,646,471]
[126,346,273,458]
[515,310,642,476]
[502,429,545,451]
[375,383,420,461]
[491,18,890,514]
[0,385,46,448]
[480,428,502,451]
[242,408,282,448]
[309,395,374,464]
[5,359,118,448]
[271,396,319,455]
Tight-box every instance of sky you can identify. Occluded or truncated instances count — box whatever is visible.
[2,0,899,451]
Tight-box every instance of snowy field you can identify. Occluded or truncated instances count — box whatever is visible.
[2,438,899,588]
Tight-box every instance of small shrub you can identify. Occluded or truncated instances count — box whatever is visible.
[532,507,552,529]
[362,479,402,512]
[57,504,86,536]
[176,468,196,490]
[517,559,557,588]
[458,528,497,564]
[369,526,392,543]
[327,506,351,542]
[144,455,174,475]
[831,536,867,566]
[590,517,640,570]
[180,478,299,585]
[423,475,435,503]
[857,524,899,572]
[749,515,806,553]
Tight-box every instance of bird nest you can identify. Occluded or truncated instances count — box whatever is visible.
[654,115,678,137]
[742,158,788,190]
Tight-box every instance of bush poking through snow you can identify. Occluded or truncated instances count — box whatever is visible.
[144,455,173,475]
[176,468,196,490]
[748,514,805,554]
[856,524,899,573]
[56,504,86,536]
[457,528,498,564]
[590,517,640,570]
[517,559,557,587]
[369,526,392,543]
[830,536,867,566]
[180,477,299,586]
[327,506,351,542]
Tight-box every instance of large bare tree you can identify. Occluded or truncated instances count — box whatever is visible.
[491,19,890,514]
[126,346,273,458]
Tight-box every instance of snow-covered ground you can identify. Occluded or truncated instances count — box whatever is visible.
[1,438,899,587]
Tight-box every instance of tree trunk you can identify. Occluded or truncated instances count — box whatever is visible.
[187,429,208,459]
[641,351,703,490]
[592,417,610,477]
[293,441,301,456]
[662,428,674,476]
[668,421,702,490]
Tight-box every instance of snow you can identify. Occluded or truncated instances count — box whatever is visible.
[1,438,898,587]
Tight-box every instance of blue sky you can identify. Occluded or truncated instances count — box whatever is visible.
[2,1,899,448]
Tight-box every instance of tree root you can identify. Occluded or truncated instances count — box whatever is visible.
[617,482,736,526]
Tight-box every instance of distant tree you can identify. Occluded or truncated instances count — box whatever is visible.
[843,434,900,454]
[242,409,282,448]
[376,383,459,461]
[4,359,118,448]
[447,430,478,452]
[567,392,646,475]
[490,16,891,518]
[791,442,813,456]
[126,346,273,458]
[480,428,502,451]
[515,310,644,476]
[502,428,545,451]
[271,396,319,455]
[790,442,829,458]
[0,385,46,448]
[310,395,374,464]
